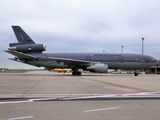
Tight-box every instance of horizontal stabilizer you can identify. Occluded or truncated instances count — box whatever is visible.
[9,42,30,47]
[5,50,37,60]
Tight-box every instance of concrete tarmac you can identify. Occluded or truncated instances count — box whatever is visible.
[0,71,160,120]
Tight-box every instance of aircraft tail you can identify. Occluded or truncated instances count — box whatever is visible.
[7,26,46,53]
[10,26,36,47]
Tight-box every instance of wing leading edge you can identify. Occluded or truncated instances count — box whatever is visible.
[5,50,99,66]
[5,50,37,60]
[47,56,99,66]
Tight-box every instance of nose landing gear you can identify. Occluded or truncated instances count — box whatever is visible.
[134,70,140,76]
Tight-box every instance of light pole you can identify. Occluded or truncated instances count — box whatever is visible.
[121,45,123,53]
[141,37,145,74]
[142,37,145,54]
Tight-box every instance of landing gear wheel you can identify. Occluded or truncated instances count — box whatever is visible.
[72,72,81,76]
[72,72,76,76]
[77,72,81,76]
[71,66,82,76]
[134,72,139,76]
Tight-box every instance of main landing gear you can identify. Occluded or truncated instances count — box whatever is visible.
[71,66,82,76]
[72,71,81,76]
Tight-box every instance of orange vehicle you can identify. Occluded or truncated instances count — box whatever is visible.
[53,68,72,73]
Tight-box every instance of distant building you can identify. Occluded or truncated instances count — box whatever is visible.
[0,68,9,72]
[149,60,160,74]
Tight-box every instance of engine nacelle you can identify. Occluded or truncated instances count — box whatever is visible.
[8,44,46,52]
[87,64,108,73]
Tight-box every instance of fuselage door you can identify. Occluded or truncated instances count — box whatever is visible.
[119,56,124,62]
[42,56,48,61]
[86,56,91,61]
[146,57,149,62]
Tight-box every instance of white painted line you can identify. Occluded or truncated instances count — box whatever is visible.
[0,100,33,105]
[63,96,95,100]
[30,97,57,101]
[9,116,33,120]
[83,105,140,112]
[84,106,121,112]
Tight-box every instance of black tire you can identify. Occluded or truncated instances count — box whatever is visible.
[72,72,76,76]
[134,72,138,76]
[77,72,81,76]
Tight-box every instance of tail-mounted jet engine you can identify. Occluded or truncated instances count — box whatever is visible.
[86,63,108,73]
[8,44,46,52]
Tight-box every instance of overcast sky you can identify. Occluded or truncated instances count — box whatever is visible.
[0,0,160,69]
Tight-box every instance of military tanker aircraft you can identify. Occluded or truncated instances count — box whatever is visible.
[5,26,158,76]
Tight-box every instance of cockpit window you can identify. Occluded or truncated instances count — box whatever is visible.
[151,57,157,61]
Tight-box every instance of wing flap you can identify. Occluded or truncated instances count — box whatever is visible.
[5,50,37,60]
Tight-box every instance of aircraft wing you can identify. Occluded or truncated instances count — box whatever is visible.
[47,57,99,66]
[4,50,37,60]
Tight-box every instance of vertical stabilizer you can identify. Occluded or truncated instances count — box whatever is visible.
[12,26,36,44]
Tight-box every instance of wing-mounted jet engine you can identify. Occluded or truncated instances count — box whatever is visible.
[86,64,108,73]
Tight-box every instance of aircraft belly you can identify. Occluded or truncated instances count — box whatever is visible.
[106,62,117,69]
[107,62,147,69]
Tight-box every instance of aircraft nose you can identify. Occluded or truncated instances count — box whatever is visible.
[158,61,160,66]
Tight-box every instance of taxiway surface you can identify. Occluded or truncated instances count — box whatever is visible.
[0,71,160,120]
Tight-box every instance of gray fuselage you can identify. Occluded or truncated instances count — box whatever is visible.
[27,52,158,70]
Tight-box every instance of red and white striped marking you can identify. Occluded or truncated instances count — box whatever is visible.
[0,91,160,104]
